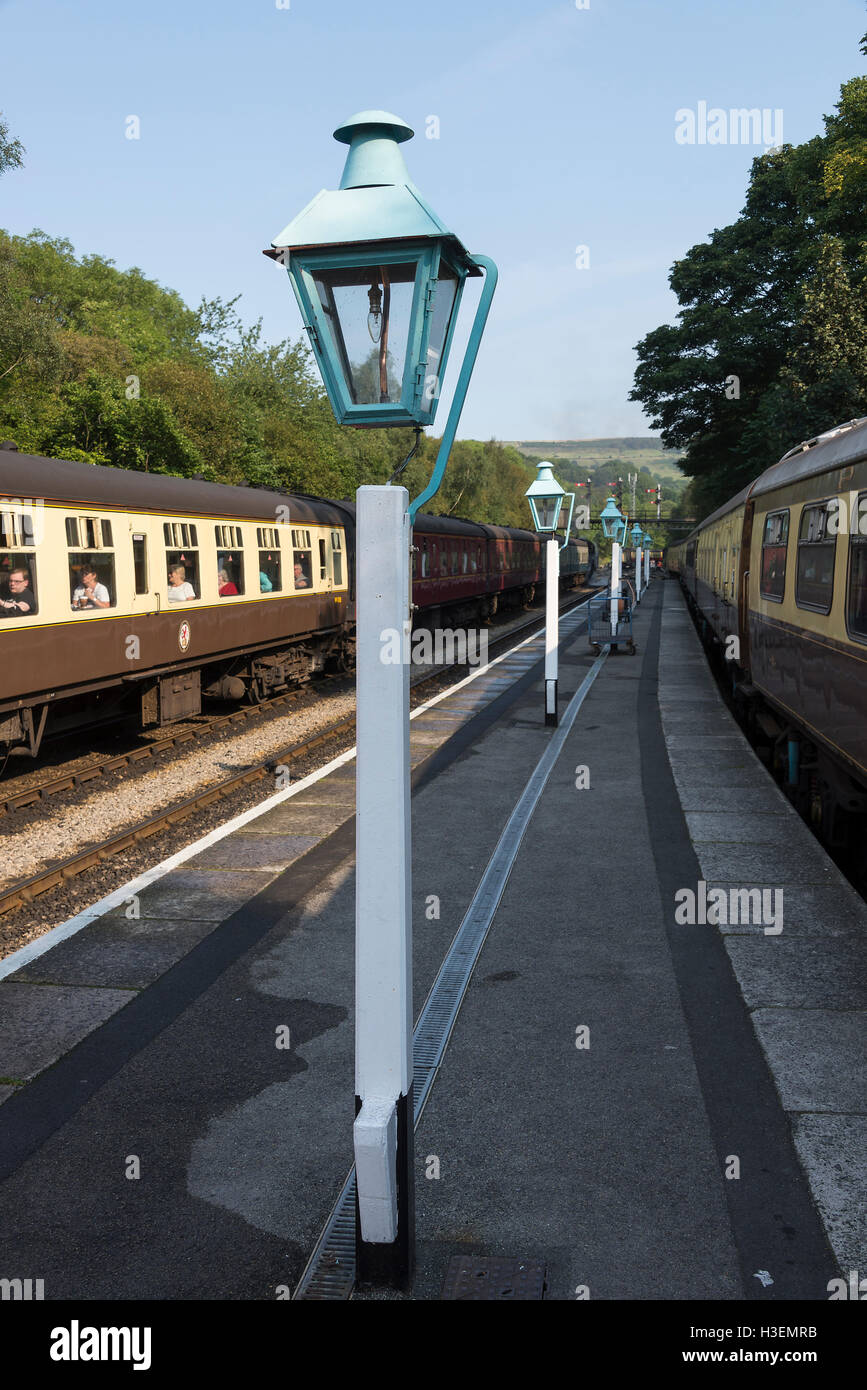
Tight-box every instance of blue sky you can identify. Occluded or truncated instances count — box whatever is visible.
[1,0,864,443]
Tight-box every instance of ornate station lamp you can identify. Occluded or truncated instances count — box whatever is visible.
[266,109,497,515]
[525,462,575,727]
[630,522,644,600]
[266,111,497,1292]
[598,496,626,638]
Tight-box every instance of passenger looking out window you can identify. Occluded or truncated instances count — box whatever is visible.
[69,553,115,610]
[168,563,196,601]
[259,569,273,592]
[216,550,244,596]
[72,566,111,609]
[0,562,36,616]
[293,552,312,588]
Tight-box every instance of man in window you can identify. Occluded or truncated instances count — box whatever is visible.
[72,565,111,610]
[294,560,310,589]
[0,565,36,616]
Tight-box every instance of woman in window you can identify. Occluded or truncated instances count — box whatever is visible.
[218,567,239,596]
[168,564,196,601]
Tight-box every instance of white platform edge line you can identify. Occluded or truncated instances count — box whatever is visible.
[0,598,594,980]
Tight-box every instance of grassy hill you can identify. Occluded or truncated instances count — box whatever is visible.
[512,438,686,481]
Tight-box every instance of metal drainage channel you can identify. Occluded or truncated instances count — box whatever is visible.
[294,645,608,1300]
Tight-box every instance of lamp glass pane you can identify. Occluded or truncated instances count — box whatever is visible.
[424,264,459,402]
[535,496,562,531]
[311,262,418,406]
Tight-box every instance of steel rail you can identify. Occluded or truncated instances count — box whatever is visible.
[0,591,594,919]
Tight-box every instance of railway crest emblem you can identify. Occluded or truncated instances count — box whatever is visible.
[178,620,191,653]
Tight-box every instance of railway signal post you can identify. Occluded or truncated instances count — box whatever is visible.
[525,462,574,726]
[267,109,496,1290]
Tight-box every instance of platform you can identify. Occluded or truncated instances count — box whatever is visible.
[0,580,864,1301]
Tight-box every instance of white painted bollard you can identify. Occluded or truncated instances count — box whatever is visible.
[610,541,621,639]
[545,536,559,726]
[354,484,414,1287]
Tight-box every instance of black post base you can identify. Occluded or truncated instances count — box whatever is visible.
[545,678,558,727]
[355,1086,415,1291]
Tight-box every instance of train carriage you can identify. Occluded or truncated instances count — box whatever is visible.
[0,447,596,760]
[0,449,353,754]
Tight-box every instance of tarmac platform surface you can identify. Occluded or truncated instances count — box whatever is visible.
[0,578,864,1301]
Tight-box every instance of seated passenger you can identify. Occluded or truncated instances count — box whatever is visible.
[72,566,111,610]
[293,561,309,589]
[259,570,273,593]
[168,564,196,601]
[218,567,239,596]
[0,566,36,616]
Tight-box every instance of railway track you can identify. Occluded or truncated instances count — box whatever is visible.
[0,591,594,919]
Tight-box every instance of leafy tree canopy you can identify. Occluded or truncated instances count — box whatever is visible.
[630,58,867,519]
[0,227,535,525]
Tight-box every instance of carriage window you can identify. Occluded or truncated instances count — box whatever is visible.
[451,547,458,576]
[440,547,448,577]
[163,522,199,548]
[166,549,199,602]
[0,553,38,617]
[0,511,35,548]
[761,510,789,601]
[217,548,244,597]
[462,548,469,574]
[319,538,327,581]
[421,542,429,578]
[132,534,148,595]
[257,527,280,548]
[258,549,281,593]
[69,552,116,611]
[293,549,312,589]
[331,530,343,587]
[215,524,243,549]
[796,503,835,613]
[847,494,867,641]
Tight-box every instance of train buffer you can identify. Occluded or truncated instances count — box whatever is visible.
[0,578,864,1308]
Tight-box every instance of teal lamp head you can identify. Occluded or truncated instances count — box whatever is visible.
[599,496,625,542]
[266,111,479,429]
[631,523,643,546]
[525,461,574,535]
[644,532,653,548]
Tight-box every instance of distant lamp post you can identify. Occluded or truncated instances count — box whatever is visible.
[643,532,653,587]
[266,110,497,1291]
[599,496,626,639]
[631,523,644,601]
[525,461,574,726]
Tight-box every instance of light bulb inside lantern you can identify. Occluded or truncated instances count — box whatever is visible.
[367,282,383,342]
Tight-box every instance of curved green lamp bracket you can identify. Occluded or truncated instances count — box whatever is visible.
[408,254,498,522]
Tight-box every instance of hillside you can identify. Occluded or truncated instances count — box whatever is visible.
[512,438,686,480]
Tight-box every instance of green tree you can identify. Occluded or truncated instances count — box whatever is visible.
[0,114,24,177]
[630,62,867,517]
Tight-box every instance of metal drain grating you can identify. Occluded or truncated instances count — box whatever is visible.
[441,1255,547,1300]
[293,643,607,1300]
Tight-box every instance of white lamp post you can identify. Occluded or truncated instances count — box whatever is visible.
[631,523,644,602]
[644,532,653,588]
[599,496,627,640]
[525,461,574,726]
[267,110,497,1290]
